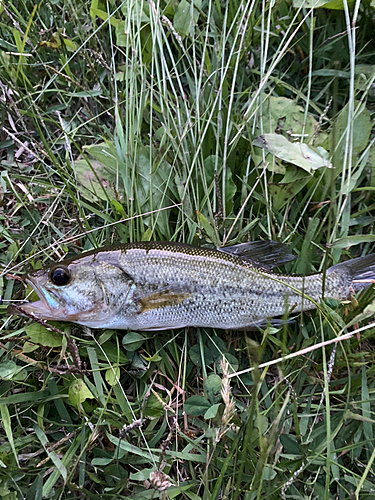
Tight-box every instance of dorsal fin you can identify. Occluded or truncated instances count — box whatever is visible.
[218,241,295,270]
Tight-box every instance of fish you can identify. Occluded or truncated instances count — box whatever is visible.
[8,241,375,331]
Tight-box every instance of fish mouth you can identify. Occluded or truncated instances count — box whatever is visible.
[8,273,115,327]
[8,277,61,321]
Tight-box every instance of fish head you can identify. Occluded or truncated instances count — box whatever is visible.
[9,251,134,326]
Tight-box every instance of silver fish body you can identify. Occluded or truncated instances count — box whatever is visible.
[10,242,375,330]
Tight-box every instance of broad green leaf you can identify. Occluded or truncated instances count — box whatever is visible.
[130,467,156,481]
[184,395,211,416]
[111,199,127,218]
[215,353,239,374]
[204,374,222,404]
[73,143,124,202]
[93,342,128,364]
[135,147,174,237]
[355,65,375,79]
[90,7,120,26]
[120,0,150,22]
[130,352,148,374]
[25,323,63,348]
[204,403,221,420]
[203,155,218,182]
[293,0,355,8]
[12,28,22,52]
[141,226,153,241]
[98,330,115,345]
[331,102,372,167]
[81,142,120,166]
[174,0,191,35]
[255,414,268,434]
[0,360,26,381]
[331,235,375,248]
[91,457,113,466]
[268,166,311,210]
[22,341,39,353]
[62,37,77,52]
[122,332,145,351]
[224,167,237,215]
[253,95,323,143]
[196,211,219,245]
[68,379,94,408]
[280,434,301,454]
[253,133,331,173]
[116,3,149,45]
[363,301,375,317]
[189,344,216,367]
[207,335,228,358]
[174,0,201,36]
[105,366,120,386]
[116,21,129,47]
[142,353,162,362]
[89,0,103,20]
[0,483,16,500]
[263,464,277,480]
[145,394,165,418]
[38,32,61,49]
[0,360,17,379]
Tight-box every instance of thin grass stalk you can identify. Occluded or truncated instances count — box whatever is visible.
[332,0,357,254]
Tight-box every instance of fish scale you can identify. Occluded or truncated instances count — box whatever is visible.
[8,241,375,330]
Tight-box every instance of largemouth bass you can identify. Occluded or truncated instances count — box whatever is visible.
[8,241,375,330]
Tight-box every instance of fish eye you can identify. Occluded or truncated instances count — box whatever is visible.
[49,266,71,286]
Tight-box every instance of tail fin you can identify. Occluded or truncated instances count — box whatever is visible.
[328,253,375,293]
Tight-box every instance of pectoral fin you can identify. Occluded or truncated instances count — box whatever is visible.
[137,288,191,313]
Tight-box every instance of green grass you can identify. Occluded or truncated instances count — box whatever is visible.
[1,0,375,498]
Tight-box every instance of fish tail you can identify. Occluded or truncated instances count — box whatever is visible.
[327,253,375,293]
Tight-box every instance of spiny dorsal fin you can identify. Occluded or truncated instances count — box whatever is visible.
[218,240,295,270]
